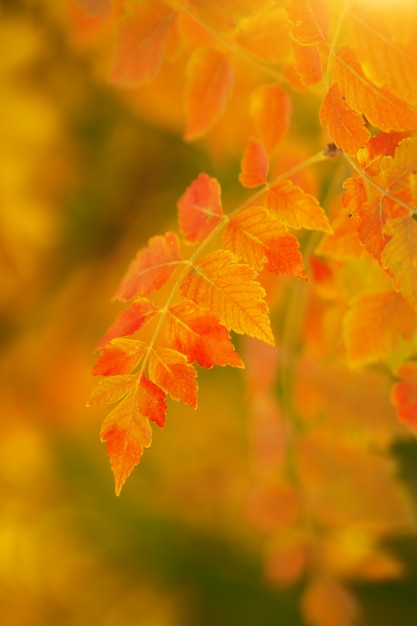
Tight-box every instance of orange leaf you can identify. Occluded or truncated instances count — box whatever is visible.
[343,291,417,368]
[238,138,269,188]
[234,7,291,64]
[167,299,244,368]
[320,84,371,155]
[113,232,182,301]
[379,135,417,197]
[249,84,291,153]
[100,375,167,495]
[110,1,176,86]
[343,177,388,262]
[391,362,417,432]
[349,4,417,107]
[177,173,224,244]
[333,46,417,132]
[224,206,307,278]
[382,215,417,310]
[266,179,333,233]
[95,299,157,350]
[148,347,198,408]
[291,41,322,86]
[92,338,147,376]
[180,250,274,345]
[87,374,136,407]
[357,131,407,175]
[184,47,234,141]
[302,577,359,626]
[287,0,329,46]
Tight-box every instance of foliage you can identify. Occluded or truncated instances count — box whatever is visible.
[73,0,417,624]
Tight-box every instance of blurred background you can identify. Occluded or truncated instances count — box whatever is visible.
[2,1,417,624]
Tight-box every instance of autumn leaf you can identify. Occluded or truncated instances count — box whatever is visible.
[95,299,157,350]
[167,299,244,368]
[92,338,147,376]
[357,131,407,175]
[320,84,371,155]
[100,375,167,495]
[291,41,322,86]
[343,291,417,368]
[238,138,269,188]
[349,4,417,107]
[249,83,291,153]
[382,215,417,310]
[342,176,393,262]
[333,46,417,133]
[224,206,307,278]
[302,577,359,626]
[180,249,275,344]
[379,135,417,198]
[391,361,417,432]
[177,173,224,244]
[234,7,291,64]
[184,47,234,141]
[266,179,333,233]
[113,232,182,301]
[148,346,198,408]
[287,0,329,46]
[87,374,137,407]
[110,1,177,85]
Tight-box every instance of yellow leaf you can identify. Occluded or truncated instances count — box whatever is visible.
[343,290,417,368]
[224,206,307,278]
[148,347,198,408]
[382,216,417,310]
[235,7,291,64]
[333,46,417,132]
[287,0,329,46]
[349,3,417,106]
[266,179,333,233]
[180,249,274,344]
[87,374,136,407]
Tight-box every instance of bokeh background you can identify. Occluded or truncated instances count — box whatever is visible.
[2,1,417,624]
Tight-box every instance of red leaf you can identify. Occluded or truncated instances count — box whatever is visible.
[95,299,157,350]
[224,206,307,279]
[239,138,269,188]
[177,173,224,244]
[100,375,167,495]
[167,299,244,368]
[392,362,417,432]
[113,232,182,301]
[92,339,147,376]
[148,347,198,408]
